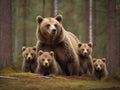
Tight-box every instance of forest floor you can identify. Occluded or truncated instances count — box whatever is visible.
[0,66,120,90]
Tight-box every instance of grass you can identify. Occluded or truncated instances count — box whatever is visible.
[0,66,120,90]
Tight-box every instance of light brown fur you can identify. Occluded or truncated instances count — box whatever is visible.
[35,15,80,76]
[78,42,93,75]
[35,50,62,76]
[22,46,37,73]
[93,58,108,80]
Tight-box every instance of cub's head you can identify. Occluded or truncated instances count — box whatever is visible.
[37,50,55,68]
[93,58,106,71]
[78,42,93,57]
[22,46,37,61]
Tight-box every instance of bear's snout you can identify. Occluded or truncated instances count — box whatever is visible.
[27,53,32,60]
[51,29,56,34]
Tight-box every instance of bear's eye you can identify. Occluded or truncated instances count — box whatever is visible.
[46,24,50,28]
[26,53,28,56]
[48,59,51,62]
[81,49,84,51]
[31,53,33,56]
[42,59,45,61]
[54,24,57,28]
[100,64,102,67]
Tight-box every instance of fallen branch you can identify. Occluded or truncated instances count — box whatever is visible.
[0,76,19,80]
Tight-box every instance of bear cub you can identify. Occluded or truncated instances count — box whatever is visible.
[36,50,62,76]
[93,58,108,80]
[78,42,93,75]
[22,46,37,73]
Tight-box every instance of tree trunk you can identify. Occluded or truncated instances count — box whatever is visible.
[85,0,93,42]
[51,0,57,17]
[0,0,12,69]
[85,0,89,42]
[92,0,96,46]
[23,0,27,46]
[14,0,19,56]
[107,0,117,75]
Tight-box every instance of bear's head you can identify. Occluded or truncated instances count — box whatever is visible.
[22,46,37,61]
[93,58,106,71]
[36,15,64,44]
[78,42,93,57]
[37,50,55,68]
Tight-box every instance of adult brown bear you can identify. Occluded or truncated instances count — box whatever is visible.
[35,15,80,76]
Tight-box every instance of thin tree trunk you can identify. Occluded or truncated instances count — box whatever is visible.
[85,0,93,42]
[85,0,89,42]
[23,0,27,46]
[93,0,96,46]
[51,0,57,17]
[14,0,19,55]
[0,0,12,69]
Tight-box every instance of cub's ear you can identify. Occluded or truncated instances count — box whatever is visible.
[102,58,106,63]
[78,43,82,47]
[50,51,54,56]
[22,46,26,52]
[33,46,36,51]
[88,42,93,47]
[93,58,96,63]
[36,15,43,24]
[38,50,43,55]
[55,14,63,22]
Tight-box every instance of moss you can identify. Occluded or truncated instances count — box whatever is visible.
[0,66,120,90]
[0,66,17,75]
[113,68,120,81]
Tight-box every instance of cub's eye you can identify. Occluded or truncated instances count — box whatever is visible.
[48,59,51,62]
[54,24,57,28]
[42,59,45,61]
[81,49,84,51]
[26,53,28,56]
[46,24,50,28]
[31,53,33,56]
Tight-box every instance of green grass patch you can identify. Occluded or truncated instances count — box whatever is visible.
[0,67,120,90]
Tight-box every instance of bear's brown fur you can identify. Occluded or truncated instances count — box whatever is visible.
[78,42,93,75]
[35,15,80,75]
[35,50,62,76]
[93,58,108,80]
[22,46,37,73]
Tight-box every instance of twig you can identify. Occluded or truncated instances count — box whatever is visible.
[0,76,19,80]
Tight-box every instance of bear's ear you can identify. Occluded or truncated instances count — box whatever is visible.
[93,58,96,63]
[50,51,54,56]
[38,50,43,55]
[78,43,82,47]
[88,42,93,47]
[33,46,36,51]
[22,46,26,52]
[36,15,43,24]
[102,58,106,63]
[55,15,63,22]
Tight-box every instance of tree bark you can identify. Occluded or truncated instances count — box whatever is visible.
[0,0,12,69]
[23,0,27,46]
[51,0,57,17]
[107,0,117,75]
